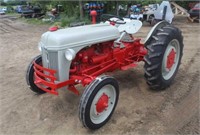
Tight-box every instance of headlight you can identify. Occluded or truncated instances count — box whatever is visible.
[65,49,76,61]
[38,43,42,52]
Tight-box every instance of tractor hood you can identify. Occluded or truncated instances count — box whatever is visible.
[40,23,120,51]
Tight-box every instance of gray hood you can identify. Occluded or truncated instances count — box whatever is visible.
[40,23,120,51]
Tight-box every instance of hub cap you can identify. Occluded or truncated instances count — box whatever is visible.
[162,39,180,80]
[90,84,116,124]
[96,93,109,113]
[166,49,176,70]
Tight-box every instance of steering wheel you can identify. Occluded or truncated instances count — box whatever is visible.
[101,14,126,24]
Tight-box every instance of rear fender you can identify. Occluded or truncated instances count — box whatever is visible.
[144,20,170,45]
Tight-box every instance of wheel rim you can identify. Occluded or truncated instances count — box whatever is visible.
[162,39,180,80]
[90,84,116,124]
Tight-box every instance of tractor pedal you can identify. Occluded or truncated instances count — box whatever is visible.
[120,63,137,70]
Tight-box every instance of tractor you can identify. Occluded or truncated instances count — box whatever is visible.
[26,16,183,130]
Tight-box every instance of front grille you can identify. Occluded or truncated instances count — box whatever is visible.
[42,48,59,79]
[49,52,58,71]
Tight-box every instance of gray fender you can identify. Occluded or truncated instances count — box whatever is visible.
[144,21,171,45]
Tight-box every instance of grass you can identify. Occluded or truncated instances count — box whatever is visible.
[19,17,52,26]
[20,14,91,28]
[1,4,91,27]
[5,11,91,28]
[7,12,19,16]
[0,6,6,8]
[58,13,91,27]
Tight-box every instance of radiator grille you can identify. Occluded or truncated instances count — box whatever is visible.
[42,49,59,79]
[49,52,58,71]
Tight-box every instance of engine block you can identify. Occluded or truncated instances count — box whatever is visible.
[69,39,147,85]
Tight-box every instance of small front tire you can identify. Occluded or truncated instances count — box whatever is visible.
[26,55,46,94]
[79,75,119,130]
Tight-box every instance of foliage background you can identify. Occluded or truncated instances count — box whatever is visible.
[0,0,199,26]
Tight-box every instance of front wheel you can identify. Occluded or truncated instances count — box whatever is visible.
[79,75,119,130]
[144,25,184,90]
[26,55,46,94]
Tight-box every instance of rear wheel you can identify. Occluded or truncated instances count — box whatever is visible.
[79,75,119,130]
[26,55,46,94]
[144,25,183,90]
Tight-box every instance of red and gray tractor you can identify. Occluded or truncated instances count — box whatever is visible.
[26,16,183,130]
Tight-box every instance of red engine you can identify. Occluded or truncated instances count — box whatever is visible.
[69,39,147,85]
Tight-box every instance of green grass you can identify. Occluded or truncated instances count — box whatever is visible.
[19,17,52,26]
[7,11,91,28]
[23,17,90,28]
[7,12,19,16]
[59,13,91,27]
[1,5,91,27]
[0,5,17,9]
[0,6,6,8]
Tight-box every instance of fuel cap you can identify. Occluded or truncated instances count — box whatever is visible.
[49,26,58,32]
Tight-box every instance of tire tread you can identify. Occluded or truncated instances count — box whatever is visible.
[144,25,184,90]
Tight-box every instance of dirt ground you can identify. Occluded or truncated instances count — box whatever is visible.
[0,15,199,135]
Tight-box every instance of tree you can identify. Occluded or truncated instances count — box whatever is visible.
[115,1,119,16]
[79,0,83,20]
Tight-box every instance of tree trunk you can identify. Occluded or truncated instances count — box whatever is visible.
[115,1,119,16]
[79,0,83,20]
[126,3,132,16]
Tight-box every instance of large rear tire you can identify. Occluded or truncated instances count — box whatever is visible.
[79,75,119,130]
[26,55,46,94]
[144,25,184,90]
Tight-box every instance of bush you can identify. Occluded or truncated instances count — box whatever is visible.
[57,12,90,27]
[60,16,78,27]
[6,5,14,13]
